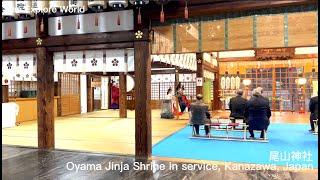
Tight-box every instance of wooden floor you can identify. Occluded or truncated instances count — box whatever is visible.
[2,145,318,180]
[2,109,189,155]
[2,109,311,155]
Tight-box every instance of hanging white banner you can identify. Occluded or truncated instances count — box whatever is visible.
[162,74,171,82]
[85,50,104,72]
[66,51,83,72]
[184,74,193,82]
[2,0,16,17]
[179,74,185,82]
[105,49,125,72]
[127,49,134,72]
[53,52,65,72]
[16,54,34,81]
[32,0,49,13]
[2,55,17,81]
[15,0,32,16]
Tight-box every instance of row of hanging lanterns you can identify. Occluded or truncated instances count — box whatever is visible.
[2,1,145,18]
[158,0,189,23]
[2,1,145,30]
[3,0,190,23]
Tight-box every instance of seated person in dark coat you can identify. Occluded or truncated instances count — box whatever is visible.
[245,87,271,139]
[309,94,318,132]
[189,94,211,136]
[228,89,247,123]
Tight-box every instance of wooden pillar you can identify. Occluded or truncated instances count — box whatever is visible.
[87,74,93,112]
[36,15,54,149]
[174,68,180,119]
[119,72,127,118]
[134,29,151,159]
[37,47,55,149]
[196,53,204,95]
[57,73,62,116]
[213,73,220,110]
[174,68,179,89]
[2,85,9,103]
[272,68,276,110]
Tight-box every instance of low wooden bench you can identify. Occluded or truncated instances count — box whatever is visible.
[189,122,268,143]
[210,117,246,131]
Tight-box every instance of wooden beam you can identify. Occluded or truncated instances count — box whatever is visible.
[196,53,204,95]
[145,0,317,21]
[218,57,257,62]
[119,72,127,118]
[213,73,220,110]
[134,29,152,159]
[2,48,36,55]
[151,69,193,75]
[218,54,317,62]
[174,68,180,89]
[203,61,219,73]
[47,42,134,52]
[2,31,135,50]
[2,85,9,103]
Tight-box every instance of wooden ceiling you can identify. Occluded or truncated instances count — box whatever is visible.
[143,0,317,21]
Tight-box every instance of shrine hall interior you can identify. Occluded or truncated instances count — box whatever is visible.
[1,0,318,178]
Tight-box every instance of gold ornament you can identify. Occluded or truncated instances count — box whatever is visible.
[36,38,42,46]
[135,30,143,39]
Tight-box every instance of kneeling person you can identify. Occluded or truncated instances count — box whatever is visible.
[190,94,211,136]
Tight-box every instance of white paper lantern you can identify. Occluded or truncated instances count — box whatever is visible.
[220,76,226,90]
[31,0,49,13]
[69,0,88,11]
[88,0,107,11]
[15,0,32,17]
[49,0,68,13]
[235,76,241,89]
[109,0,128,9]
[230,76,235,89]
[2,0,16,18]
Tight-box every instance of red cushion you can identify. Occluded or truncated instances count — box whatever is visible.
[210,123,221,126]
[228,123,239,126]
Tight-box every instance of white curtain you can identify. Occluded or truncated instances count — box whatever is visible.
[16,54,34,81]
[2,55,17,81]
[127,49,134,72]
[105,49,125,72]
[85,50,104,72]
[65,51,83,72]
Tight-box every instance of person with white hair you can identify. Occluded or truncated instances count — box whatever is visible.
[245,87,271,139]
